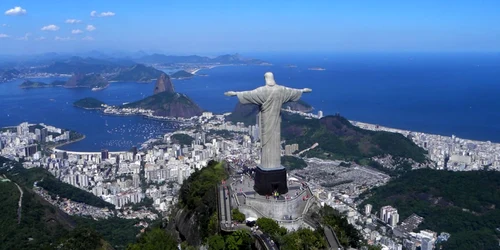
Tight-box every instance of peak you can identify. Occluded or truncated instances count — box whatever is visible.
[153,73,174,95]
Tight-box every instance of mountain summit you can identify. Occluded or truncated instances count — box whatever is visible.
[154,73,175,94]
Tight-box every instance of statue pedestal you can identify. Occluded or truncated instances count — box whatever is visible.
[253,166,288,195]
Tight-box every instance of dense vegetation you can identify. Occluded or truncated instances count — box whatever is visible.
[171,70,194,79]
[126,228,177,250]
[171,133,194,146]
[74,217,142,249]
[255,217,327,249]
[281,155,307,170]
[0,180,73,250]
[316,205,362,248]
[73,97,106,109]
[179,160,228,239]
[361,169,500,250]
[110,64,163,82]
[282,113,427,164]
[122,91,202,118]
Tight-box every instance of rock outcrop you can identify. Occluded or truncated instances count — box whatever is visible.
[153,73,175,94]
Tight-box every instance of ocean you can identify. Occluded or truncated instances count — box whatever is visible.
[1,52,500,151]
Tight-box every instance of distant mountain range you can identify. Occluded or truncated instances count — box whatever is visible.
[137,53,267,65]
[0,52,268,83]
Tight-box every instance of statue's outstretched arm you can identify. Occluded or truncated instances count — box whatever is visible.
[224,91,238,96]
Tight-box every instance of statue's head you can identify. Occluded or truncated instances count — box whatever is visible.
[264,72,276,86]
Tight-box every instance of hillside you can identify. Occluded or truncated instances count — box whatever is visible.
[282,114,428,164]
[0,157,115,250]
[110,64,164,82]
[0,68,20,82]
[65,73,109,89]
[41,57,123,74]
[361,169,500,250]
[0,157,114,209]
[122,91,203,118]
[73,97,106,109]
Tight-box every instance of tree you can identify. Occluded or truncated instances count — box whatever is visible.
[207,235,225,250]
[127,228,177,250]
[281,228,327,250]
[231,209,245,222]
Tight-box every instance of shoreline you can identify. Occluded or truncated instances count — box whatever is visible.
[51,134,86,150]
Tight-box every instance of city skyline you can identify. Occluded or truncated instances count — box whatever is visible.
[1,0,500,54]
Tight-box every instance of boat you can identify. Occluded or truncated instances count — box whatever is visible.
[307,67,326,71]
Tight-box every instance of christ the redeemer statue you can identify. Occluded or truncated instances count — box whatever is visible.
[225,72,311,195]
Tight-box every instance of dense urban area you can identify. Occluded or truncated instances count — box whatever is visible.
[2,105,499,250]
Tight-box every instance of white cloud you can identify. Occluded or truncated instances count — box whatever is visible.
[99,11,115,17]
[0,33,9,38]
[17,33,31,40]
[54,36,73,41]
[90,10,115,17]
[65,19,81,24]
[86,25,96,31]
[2,24,8,27]
[41,24,60,31]
[4,6,27,16]
[35,36,46,41]
[72,29,83,34]
[82,36,94,41]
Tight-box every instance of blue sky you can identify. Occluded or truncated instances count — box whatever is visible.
[0,0,499,55]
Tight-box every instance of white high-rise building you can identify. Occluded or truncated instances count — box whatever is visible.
[364,204,372,215]
[390,212,399,227]
[318,110,324,118]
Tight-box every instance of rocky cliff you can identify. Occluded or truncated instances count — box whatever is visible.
[153,73,175,94]
[166,208,202,246]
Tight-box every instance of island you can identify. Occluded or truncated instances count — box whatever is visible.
[19,80,65,89]
[65,73,109,89]
[170,70,194,80]
[73,97,106,110]
[109,64,164,83]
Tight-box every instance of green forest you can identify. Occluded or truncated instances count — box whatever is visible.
[361,169,500,250]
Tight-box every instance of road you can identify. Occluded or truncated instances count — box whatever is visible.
[218,183,232,230]
[14,182,23,224]
[324,226,342,250]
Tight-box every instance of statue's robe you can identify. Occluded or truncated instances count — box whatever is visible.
[236,85,302,169]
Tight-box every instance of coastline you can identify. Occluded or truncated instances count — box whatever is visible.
[51,134,86,150]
